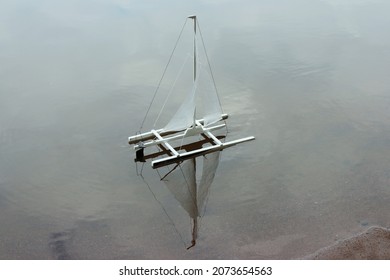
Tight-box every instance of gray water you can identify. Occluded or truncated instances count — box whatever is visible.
[1,0,390,259]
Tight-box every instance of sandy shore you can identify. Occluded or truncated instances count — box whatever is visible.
[305,226,390,259]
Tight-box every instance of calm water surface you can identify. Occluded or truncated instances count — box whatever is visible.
[1,0,390,259]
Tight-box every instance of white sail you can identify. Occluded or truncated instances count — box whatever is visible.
[162,65,222,132]
[162,66,222,132]
[162,15,222,133]
[163,82,197,133]
[197,64,223,127]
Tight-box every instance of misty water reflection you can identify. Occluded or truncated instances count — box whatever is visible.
[1,0,390,259]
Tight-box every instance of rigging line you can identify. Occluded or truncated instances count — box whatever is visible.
[136,162,145,177]
[179,128,188,151]
[140,173,188,249]
[160,162,181,181]
[153,54,191,128]
[197,21,224,114]
[139,18,189,132]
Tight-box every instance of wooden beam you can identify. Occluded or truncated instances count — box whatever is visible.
[134,135,226,163]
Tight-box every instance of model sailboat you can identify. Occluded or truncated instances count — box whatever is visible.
[128,15,255,249]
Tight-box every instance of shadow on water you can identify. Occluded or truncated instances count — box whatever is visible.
[46,217,124,260]
[49,231,72,260]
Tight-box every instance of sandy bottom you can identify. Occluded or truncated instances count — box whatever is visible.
[305,226,390,259]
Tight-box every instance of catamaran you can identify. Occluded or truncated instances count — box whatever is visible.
[128,15,255,249]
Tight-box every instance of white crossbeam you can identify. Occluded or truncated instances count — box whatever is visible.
[195,120,222,145]
[151,129,179,157]
[128,114,228,145]
[134,123,226,149]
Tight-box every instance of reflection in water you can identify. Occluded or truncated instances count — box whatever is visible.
[1,0,390,259]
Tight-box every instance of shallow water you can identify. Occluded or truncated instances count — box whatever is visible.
[1,0,390,259]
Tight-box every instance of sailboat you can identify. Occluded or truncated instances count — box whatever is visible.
[128,15,255,249]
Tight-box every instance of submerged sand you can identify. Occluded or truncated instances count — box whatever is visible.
[305,226,390,260]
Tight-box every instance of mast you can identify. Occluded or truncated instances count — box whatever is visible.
[187,16,198,248]
[187,16,199,249]
[188,15,197,82]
